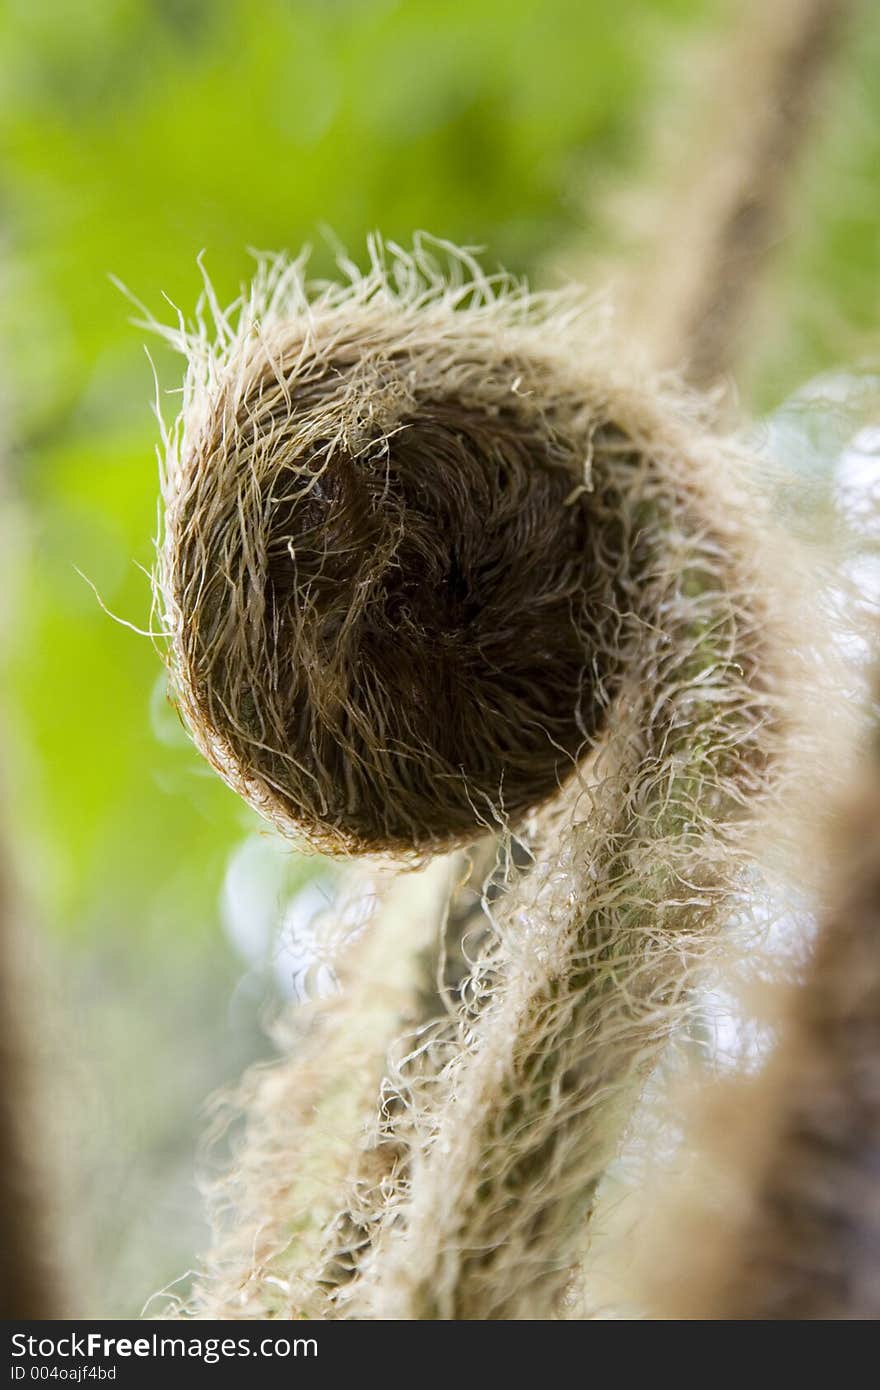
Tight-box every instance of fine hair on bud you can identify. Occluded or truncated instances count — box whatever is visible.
[154,239,633,856]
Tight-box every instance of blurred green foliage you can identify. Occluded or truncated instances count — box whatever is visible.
[0,0,876,1317]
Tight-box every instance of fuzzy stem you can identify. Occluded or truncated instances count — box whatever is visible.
[313,837,501,1298]
[188,857,458,1318]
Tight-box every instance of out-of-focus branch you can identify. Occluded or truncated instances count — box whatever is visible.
[0,323,63,1316]
[627,0,856,387]
[727,774,880,1318]
[0,862,57,1316]
[655,719,880,1320]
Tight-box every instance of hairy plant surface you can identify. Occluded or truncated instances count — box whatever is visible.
[153,242,805,1319]
[156,241,633,856]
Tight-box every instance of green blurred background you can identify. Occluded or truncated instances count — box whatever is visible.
[1,0,878,1316]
